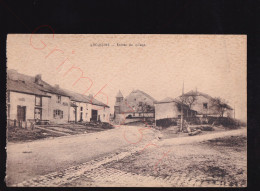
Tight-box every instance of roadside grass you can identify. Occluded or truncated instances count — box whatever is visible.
[7,126,63,143]
[103,135,247,187]
[7,122,115,143]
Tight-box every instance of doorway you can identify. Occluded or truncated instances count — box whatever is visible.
[80,112,83,122]
[91,109,98,121]
[17,106,26,121]
[34,108,42,120]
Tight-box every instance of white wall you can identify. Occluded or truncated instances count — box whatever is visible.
[90,104,110,122]
[155,102,180,120]
[46,93,70,124]
[69,102,110,123]
[9,91,49,121]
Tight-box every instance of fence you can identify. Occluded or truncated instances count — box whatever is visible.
[7,119,36,130]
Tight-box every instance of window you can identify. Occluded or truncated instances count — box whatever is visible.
[103,114,105,119]
[53,109,63,119]
[35,96,42,106]
[57,95,61,104]
[133,113,135,117]
[116,97,122,102]
[203,103,208,109]
[80,107,83,111]
[139,113,142,117]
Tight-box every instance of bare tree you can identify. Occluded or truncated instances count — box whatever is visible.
[210,97,230,117]
[180,94,197,117]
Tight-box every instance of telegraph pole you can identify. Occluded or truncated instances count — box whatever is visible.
[180,81,184,132]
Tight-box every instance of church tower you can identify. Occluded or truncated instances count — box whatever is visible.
[114,90,123,115]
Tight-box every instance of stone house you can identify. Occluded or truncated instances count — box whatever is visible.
[154,97,197,125]
[176,90,233,118]
[62,89,110,123]
[6,69,110,124]
[114,89,156,124]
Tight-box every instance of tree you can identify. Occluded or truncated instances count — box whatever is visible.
[210,97,230,117]
[180,94,197,117]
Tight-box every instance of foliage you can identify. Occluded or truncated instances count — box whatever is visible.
[210,97,231,117]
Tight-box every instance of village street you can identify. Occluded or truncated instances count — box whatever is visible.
[6,125,159,186]
[7,125,247,187]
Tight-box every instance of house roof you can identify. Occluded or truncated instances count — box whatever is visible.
[178,90,233,110]
[62,89,109,108]
[126,89,157,102]
[155,97,188,107]
[7,79,50,97]
[181,90,213,100]
[7,70,109,108]
[7,70,70,97]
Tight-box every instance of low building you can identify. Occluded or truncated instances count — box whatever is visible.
[154,97,197,126]
[7,76,51,124]
[7,69,110,124]
[62,89,110,123]
[114,89,156,124]
[176,90,233,118]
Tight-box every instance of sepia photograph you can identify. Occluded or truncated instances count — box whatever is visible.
[5,34,247,187]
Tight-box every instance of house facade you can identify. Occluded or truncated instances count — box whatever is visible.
[154,97,197,124]
[176,90,233,118]
[65,90,110,123]
[7,69,110,124]
[7,79,51,123]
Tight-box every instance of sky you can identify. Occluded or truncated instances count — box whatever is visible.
[7,34,247,121]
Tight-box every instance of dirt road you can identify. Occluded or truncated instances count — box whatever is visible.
[8,127,246,187]
[6,125,158,185]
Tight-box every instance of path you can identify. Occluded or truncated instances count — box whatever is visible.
[9,128,246,187]
[6,125,158,185]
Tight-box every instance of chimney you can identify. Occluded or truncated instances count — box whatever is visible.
[35,74,42,83]
[54,84,59,89]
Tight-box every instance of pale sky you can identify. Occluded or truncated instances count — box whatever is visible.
[7,34,247,121]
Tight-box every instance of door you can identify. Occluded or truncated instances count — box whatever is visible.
[80,112,83,121]
[17,106,26,121]
[91,109,98,121]
[34,108,42,120]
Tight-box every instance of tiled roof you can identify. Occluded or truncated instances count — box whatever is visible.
[7,70,70,97]
[35,80,70,97]
[7,79,50,97]
[7,70,109,107]
[126,89,157,102]
[62,89,109,108]
[155,97,188,107]
[182,90,213,100]
[177,90,233,110]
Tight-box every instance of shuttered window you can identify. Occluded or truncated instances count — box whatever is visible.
[53,110,63,119]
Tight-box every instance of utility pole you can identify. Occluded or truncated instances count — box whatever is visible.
[180,81,184,132]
